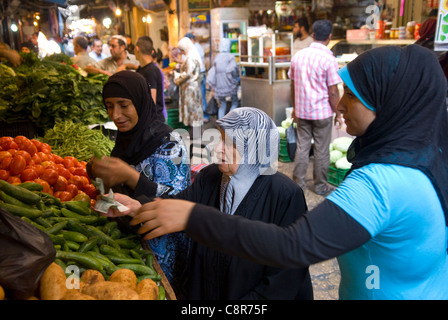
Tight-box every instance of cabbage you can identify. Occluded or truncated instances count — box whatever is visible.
[330,149,343,164]
[277,126,286,138]
[281,118,293,129]
[332,137,353,153]
[335,156,352,169]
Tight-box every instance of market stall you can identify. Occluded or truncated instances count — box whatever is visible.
[0,53,176,300]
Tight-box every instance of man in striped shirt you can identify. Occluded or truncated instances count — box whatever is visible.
[288,19,343,196]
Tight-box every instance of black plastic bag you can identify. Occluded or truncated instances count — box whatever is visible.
[0,208,55,299]
[206,97,218,116]
[286,122,297,161]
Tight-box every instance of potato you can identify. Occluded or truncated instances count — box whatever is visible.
[109,269,137,291]
[60,291,96,300]
[0,285,4,300]
[81,281,141,300]
[137,278,159,300]
[81,269,105,285]
[39,262,67,300]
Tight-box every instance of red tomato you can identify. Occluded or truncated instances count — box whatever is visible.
[0,151,12,162]
[7,176,21,184]
[54,175,68,192]
[14,150,31,164]
[10,155,26,176]
[33,164,45,176]
[64,156,79,166]
[37,152,49,162]
[1,156,12,170]
[62,158,74,169]
[2,140,18,150]
[21,140,37,156]
[30,139,42,150]
[20,168,38,181]
[34,178,52,194]
[40,168,59,185]
[66,184,79,198]
[69,175,84,189]
[54,191,72,202]
[57,167,72,180]
[32,153,42,164]
[40,144,52,154]
[83,184,98,200]
[14,135,29,146]
[90,198,97,210]
[52,154,63,164]
[73,167,88,177]
[0,170,9,181]
[73,192,90,202]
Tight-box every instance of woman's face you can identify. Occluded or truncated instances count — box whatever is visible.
[105,97,139,132]
[215,128,240,176]
[337,85,376,136]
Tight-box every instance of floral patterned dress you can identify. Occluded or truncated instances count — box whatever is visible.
[174,56,204,127]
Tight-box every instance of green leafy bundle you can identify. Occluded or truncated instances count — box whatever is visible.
[0,52,110,131]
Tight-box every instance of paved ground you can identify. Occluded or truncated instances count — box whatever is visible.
[198,116,341,300]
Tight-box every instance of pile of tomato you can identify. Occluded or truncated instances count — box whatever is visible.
[0,135,98,204]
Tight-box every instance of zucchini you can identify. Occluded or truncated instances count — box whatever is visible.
[66,219,95,238]
[63,201,90,216]
[21,216,46,231]
[19,182,44,191]
[0,190,33,208]
[44,221,68,234]
[66,240,81,251]
[78,237,100,253]
[33,217,53,228]
[115,238,139,249]
[56,250,103,271]
[86,251,120,274]
[117,264,157,275]
[106,255,143,265]
[61,208,98,224]
[61,230,88,243]
[0,180,40,204]
[99,244,129,258]
[137,274,162,282]
[85,225,120,249]
[0,202,42,219]
[49,234,66,245]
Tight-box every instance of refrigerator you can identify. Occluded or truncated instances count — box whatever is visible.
[210,7,249,62]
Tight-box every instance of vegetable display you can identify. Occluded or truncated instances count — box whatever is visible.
[41,121,115,162]
[329,136,354,170]
[0,135,97,202]
[0,180,166,300]
[0,52,110,131]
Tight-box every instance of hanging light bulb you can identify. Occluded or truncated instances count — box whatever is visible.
[10,23,18,32]
[115,8,122,16]
[146,14,152,23]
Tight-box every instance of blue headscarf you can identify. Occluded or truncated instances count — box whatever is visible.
[341,44,448,226]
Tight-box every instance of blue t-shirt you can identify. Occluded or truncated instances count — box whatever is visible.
[328,164,448,299]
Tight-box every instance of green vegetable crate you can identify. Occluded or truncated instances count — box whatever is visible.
[279,138,292,163]
[327,166,349,186]
[166,106,189,131]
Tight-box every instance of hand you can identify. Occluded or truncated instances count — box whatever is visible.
[90,156,140,190]
[102,193,142,218]
[334,113,344,129]
[130,198,196,240]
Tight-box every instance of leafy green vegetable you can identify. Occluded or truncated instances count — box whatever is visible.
[0,52,110,130]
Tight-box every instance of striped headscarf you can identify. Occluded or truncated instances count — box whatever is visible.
[216,107,279,215]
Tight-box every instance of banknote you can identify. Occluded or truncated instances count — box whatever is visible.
[93,177,129,214]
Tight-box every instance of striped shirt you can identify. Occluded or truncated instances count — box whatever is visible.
[288,42,341,120]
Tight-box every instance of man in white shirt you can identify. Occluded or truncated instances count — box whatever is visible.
[292,17,314,56]
[89,38,108,62]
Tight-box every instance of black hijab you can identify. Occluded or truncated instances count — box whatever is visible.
[103,71,172,165]
[345,44,448,226]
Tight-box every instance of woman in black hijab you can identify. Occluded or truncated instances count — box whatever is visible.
[89,71,191,297]
[123,45,448,299]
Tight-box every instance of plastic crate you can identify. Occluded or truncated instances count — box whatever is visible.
[279,138,292,162]
[0,120,39,139]
[327,166,349,186]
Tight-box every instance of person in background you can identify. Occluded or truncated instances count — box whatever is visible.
[184,32,208,123]
[173,37,204,129]
[126,35,135,54]
[206,38,239,119]
[89,38,108,62]
[88,70,191,298]
[102,107,314,300]
[84,35,138,76]
[0,41,21,67]
[72,36,98,70]
[152,48,168,121]
[289,19,342,196]
[292,17,313,55]
[123,36,166,122]
[116,44,448,300]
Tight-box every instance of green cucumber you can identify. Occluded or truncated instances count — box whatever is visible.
[63,201,91,216]
[0,190,33,208]
[78,237,100,253]
[61,208,98,224]
[19,182,44,191]
[44,221,68,234]
[56,250,103,271]
[0,202,42,219]
[117,264,157,275]
[106,255,143,265]
[85,226,120,249]
[61,230,89,243]
[0,180,40,204]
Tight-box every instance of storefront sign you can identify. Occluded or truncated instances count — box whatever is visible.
[435,4,448,51]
